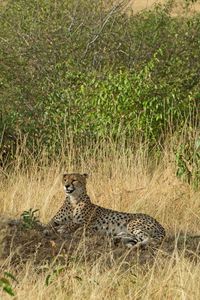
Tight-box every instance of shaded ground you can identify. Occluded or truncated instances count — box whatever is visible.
[0,215,200,271]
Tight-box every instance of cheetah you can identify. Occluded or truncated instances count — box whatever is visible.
[46,173,165,248]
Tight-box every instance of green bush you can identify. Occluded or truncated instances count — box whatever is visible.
[0,0,200,158]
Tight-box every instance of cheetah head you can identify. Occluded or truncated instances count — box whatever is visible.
[62,173,88,197]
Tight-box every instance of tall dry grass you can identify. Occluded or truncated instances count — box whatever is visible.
[0,138,200,299]
[127,0,200,15]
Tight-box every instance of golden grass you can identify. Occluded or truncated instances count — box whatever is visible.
[128,0,200,13]
[119,0,200,16]
[0,141,200,299]
[1,256,200,299]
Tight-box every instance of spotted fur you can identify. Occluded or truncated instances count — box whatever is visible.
[46,173,165,248]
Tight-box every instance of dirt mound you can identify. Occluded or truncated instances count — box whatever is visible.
[0,215,200,269]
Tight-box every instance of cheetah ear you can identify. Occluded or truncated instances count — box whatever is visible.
[82,173,89,179]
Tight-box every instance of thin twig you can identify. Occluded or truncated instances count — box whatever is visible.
[83,1,126,58]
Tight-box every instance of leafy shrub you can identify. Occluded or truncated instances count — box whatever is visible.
[175,132,200,188]
[0,0,200,157]
[21,208,40,229]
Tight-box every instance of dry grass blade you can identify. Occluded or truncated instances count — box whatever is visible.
[0,138,200,299]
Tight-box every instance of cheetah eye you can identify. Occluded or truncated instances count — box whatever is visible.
[72,180,78,184]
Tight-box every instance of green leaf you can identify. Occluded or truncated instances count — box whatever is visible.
[45,274,51,286]
[0,278,10,286]
[4,272,18,283]
[3,285,15,296]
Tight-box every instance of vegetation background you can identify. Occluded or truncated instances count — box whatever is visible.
[0,0,200,299]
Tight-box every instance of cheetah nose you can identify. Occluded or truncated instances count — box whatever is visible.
[65,185,74,193]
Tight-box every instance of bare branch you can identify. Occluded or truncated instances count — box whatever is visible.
[83,1,127,58]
